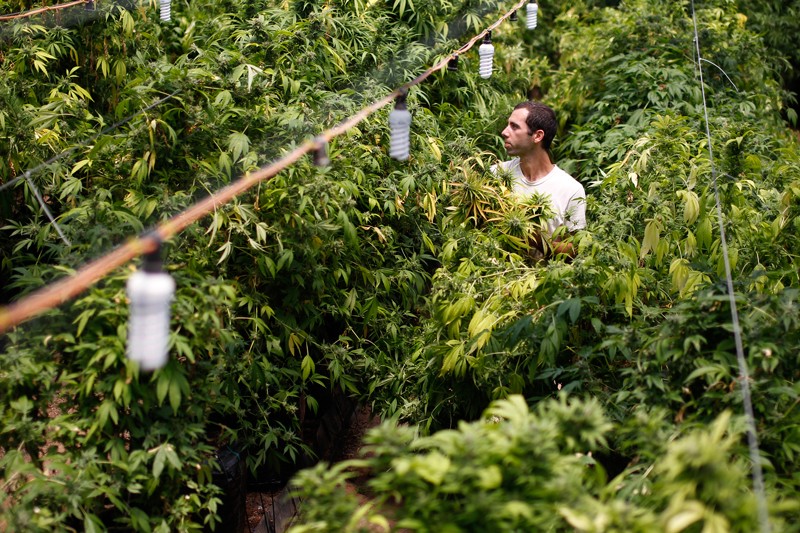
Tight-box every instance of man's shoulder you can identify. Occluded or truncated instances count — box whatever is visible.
[552,166,585,195]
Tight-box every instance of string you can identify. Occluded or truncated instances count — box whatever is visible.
[448,2,522,65]
[0,0,528,333]
[690,1,770,531]
[698,57,740,92]
[23,176,72,246]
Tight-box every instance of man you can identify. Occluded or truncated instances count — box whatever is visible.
[493,101,586,258]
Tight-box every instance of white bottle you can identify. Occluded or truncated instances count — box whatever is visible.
[479,32,495,79]
[127,249,175,371]
[526,1,538,30]
[389,93,411,160]
[160,0,171,21]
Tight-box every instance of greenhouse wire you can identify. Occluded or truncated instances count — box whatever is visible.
[0,0,529,333]
[698,57,740,93]
[22,175,71,246]
[690,1,770,531]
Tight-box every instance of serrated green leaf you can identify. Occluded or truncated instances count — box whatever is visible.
[227,131,250,162]
[169,379,181,412]
[152,446,166,479]
[301,355,314,381]
[164,445,181,471]
[156,373,169,405]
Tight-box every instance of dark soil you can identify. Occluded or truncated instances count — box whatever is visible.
[243,405,381,532]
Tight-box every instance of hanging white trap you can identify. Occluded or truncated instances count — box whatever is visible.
[478,32,495,79]
[126,238,175,371]
[526,1,538,30]
[388,90,411,160]
[160,0,171,21]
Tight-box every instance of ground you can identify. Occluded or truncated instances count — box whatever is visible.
[244,405,382,532]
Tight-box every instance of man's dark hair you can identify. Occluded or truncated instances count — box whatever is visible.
[513,101,557,150]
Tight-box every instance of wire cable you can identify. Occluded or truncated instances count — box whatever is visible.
[0,0,528,333]
[699,57,740,92]
[690,1,770,531]
[0,0,90,21]
[23,175,71,246]
[446,3,521,71]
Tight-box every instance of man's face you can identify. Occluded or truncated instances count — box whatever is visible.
[501,108,538,156]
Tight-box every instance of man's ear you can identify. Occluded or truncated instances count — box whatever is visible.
[531,129,545,144]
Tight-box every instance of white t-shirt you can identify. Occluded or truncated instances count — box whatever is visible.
[493,159,586,235]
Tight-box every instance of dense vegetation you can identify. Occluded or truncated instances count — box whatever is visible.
[1,0,799,530]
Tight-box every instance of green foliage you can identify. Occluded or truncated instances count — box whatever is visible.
[0,0,536,528]
[735,0,800,124]
[2,0,800,529]
[0,267,236,531]
[289,396,798,532]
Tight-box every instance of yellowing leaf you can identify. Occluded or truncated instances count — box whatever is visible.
[71,159,92,175]
[427,136,442,161]
[665,501,705,533]
[679,190,700,224]
[288,332,304,356]
[301,355,314,381]
[440,341,463,375]
[467,308,496,340]
[670,258,690,293]
[477,465,502,490]
[559,507,594,531]
[413,452,451,486]
[641,219,661,258]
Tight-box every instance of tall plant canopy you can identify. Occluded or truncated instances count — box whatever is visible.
[1,0,800,531]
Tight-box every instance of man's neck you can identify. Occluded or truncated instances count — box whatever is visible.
[518,151,554,183]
